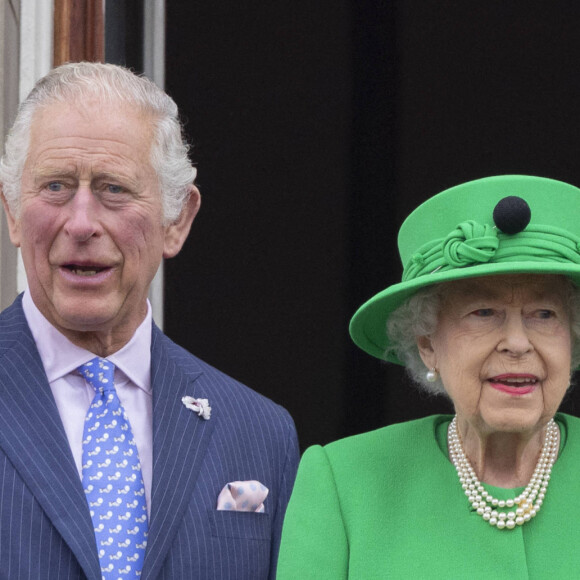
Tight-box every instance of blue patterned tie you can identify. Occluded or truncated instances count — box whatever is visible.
[79,357,148,578]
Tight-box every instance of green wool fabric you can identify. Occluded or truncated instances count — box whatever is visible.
[278,414,580,579]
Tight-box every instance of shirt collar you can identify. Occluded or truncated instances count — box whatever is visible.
[22,290,152,393]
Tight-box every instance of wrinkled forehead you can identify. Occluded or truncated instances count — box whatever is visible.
[21,99,158,191]
[26,99,155,158]
[32,97,154,130]
[439,274,572,305]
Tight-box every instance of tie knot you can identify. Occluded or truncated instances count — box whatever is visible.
[78,357,115,393]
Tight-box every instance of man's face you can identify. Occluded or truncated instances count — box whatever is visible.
[3,99,198,350]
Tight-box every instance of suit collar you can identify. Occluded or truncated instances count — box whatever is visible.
[141,325,216,579]
[0,297,102,579]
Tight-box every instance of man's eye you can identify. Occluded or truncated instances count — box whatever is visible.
[107,184,123,194]
[47,182,63,192]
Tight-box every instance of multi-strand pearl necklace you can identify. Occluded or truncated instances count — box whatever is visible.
[448,416,559,530]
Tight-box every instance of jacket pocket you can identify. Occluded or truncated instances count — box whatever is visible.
[208,509,272,541]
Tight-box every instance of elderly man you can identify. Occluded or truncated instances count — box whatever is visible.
[0,62,298,579]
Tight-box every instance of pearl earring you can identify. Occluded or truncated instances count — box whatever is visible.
[426,368,438,383]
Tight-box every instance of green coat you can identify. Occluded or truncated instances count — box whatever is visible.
[278,414,580,579]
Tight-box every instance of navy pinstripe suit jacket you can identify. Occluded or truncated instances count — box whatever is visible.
[0,296,299,579]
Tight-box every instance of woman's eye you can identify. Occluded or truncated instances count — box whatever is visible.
[472,308,494,317]
[536,309,555,319]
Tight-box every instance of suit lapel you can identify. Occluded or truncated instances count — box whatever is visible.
[141,326,216,579]
[0,301,101,579]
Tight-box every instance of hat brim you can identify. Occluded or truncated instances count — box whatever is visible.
[349,262,580,363]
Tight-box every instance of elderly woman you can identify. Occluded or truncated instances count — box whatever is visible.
[277,175,580,578]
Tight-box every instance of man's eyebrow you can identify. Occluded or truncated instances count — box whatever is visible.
[91,171,134,181]
[31,169,138,184]
[91,172,141,189]
[31,168,77,180]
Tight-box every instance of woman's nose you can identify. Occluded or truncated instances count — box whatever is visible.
[496,313,534,356]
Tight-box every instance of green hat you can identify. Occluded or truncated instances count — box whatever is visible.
[349,175,580,362]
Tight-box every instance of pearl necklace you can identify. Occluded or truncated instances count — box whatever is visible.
[448,416,559,530]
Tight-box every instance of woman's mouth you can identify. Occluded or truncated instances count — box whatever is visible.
[488,374,539,395]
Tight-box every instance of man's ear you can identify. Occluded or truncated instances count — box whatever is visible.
[416,334,436,370]
[163,184,201,258]
[0,187,21,247]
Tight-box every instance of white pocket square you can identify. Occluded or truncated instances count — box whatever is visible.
[216,480,269,513]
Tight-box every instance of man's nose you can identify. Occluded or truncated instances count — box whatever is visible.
[63,186,102,241]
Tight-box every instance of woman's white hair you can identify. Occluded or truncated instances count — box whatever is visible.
[0,61,195,224]
[386,278,580,396]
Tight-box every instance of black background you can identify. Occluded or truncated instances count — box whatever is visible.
[160,2,580,450]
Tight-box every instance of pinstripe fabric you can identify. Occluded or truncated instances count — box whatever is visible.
[0,296,299,579]
[0,297,100,579]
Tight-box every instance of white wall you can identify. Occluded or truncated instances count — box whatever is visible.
[0,0,23,309]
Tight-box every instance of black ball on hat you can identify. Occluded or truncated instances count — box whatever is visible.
[493,196,532,234]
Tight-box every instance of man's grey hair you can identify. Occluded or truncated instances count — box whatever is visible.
[386,278,580,396]
[0,61,195,224]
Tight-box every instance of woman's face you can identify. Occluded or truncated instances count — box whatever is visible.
[417,274,573,436]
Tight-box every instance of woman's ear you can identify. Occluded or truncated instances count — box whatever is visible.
[416,335,436,369]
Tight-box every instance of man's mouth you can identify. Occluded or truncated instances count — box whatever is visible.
[64,265,108,276]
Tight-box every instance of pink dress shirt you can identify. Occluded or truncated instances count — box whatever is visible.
[22,291,153,516]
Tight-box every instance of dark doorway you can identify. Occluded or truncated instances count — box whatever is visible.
[164,2,580,450]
